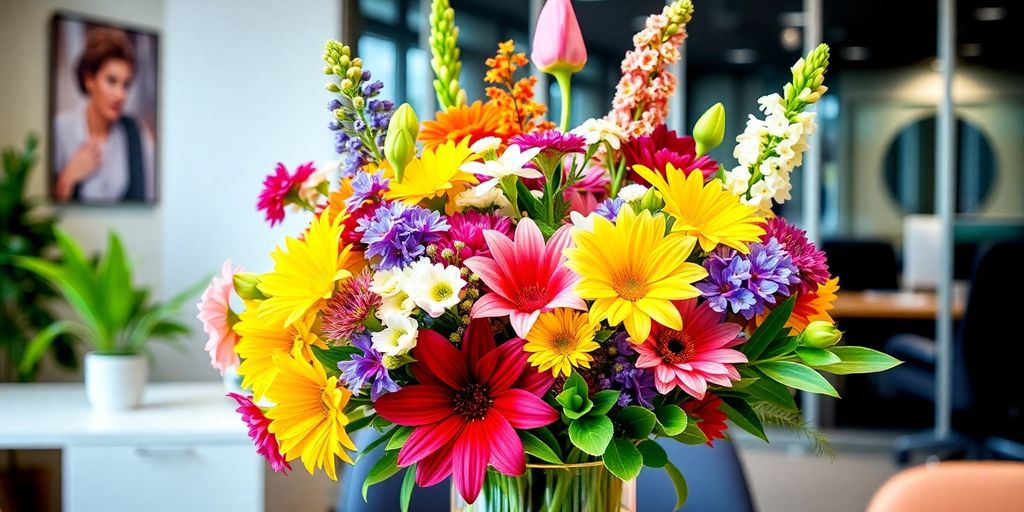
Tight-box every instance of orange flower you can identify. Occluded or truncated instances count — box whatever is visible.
[788,277,839,331]
[418,101,505,150]
[483,40,555,136]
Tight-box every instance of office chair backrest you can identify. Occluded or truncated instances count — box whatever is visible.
[636,440,755,512]
[867,461,1024,512]
[821,239,900,291]
[959,240,1024,440]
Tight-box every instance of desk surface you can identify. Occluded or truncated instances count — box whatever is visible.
[832,289,966,320]
[0,382,248,448]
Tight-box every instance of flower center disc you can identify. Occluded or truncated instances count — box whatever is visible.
[452,383,493,421]
[658,331,696,364]
[514,284,550,311]
[612,272,648,302]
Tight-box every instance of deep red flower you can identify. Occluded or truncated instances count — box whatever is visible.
[374,319,558,504]
[227,392,292,473]
[621,124,718,184]
[257,162,316,226]
[761,217,830,294]
[681,394,728,447]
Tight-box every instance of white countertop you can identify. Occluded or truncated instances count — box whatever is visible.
[0,382,250,448]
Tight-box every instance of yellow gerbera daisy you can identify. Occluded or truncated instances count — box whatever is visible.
[233,307,325,399]
[258,208,357,327]
[564,207,708,344]
[523,309,600,378]
[265,353,356,481]
[633,163,766,254]
[384,137,478,206]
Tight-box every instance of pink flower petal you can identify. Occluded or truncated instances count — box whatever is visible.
[375,385,456,426]
[475,338,527,394]
[416,438,456,487]
[462,318,496,369]
[414,329,469,390]
[515,364,555,397]
[453,421,490,504]
[484,411,526,476]
[470,293,517,319]
[398,415,465,467]
[493,389,559,429]
[464,256,515,299]
[509,310,541,339]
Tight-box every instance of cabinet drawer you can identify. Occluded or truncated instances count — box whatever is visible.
[64,443,262,512]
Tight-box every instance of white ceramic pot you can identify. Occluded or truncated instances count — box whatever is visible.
[84,352,148,411]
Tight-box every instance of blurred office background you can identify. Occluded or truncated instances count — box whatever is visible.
[0,0,1021,511]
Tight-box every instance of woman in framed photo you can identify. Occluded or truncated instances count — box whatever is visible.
[52,24,156,203]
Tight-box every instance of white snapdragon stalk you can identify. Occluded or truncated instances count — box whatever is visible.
[617,183,649,203]
[371,314,419,356]
[404,259,466,318]
[469,136,503,157]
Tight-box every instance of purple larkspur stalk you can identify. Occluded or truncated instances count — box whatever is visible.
[337,333,400,401]
[356,202,449,270]
[345,171,390,211]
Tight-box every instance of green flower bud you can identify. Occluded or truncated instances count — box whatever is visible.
[799,320,843,349]
[352,96,365,110]
[381,354,413,370]
[233,272,267,301]
[384,103,420,182]
[325,82,340,93]
[693,102,726,156]
[637,187,664,212]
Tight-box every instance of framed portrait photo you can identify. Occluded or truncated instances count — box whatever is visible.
[49,12,159,205]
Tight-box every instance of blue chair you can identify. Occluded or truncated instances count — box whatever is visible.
[637,439,755,512]
[338,428,450,512]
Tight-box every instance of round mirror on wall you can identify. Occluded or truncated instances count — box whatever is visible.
[882,116,997,214]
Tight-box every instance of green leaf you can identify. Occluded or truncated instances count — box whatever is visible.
[589,390,620,416]
[761,335,800,359]
[385,426,414,451]
[673,420,709,445]
[795,346,842,367]
[720,395,768,442]
[742,295,796,360]
[355,426,398,462]
[568,415,614,456]
[531,426,562,459]
[556,372,593,420]
[603,438,643,480]
[399,466,416,512]
[312,345,361,377]
[594,329,614,342]
[516,180,546,223]
[362,449,400,501]
[520,430,563,464]
[664,461,689,511]
[744,373,798,411]
[654,405,688,436]
[18,320,89,374]
[818,346,902,375]
[616,406,657,438]
[346,413,374,434]
[637,439,668,468]
[757,361,839,397]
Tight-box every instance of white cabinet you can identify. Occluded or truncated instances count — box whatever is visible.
[0,383,265,512]
[65,444,262,512]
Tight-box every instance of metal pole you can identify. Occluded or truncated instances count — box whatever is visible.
[934,0,956,440]
[801,0,822,429]
[669,41,686,133]
[529,0,548,116]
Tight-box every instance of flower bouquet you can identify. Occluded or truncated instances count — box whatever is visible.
[197,0,900,510]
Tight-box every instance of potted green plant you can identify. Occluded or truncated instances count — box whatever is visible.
[0,135,76,382]
[15,230,203,410]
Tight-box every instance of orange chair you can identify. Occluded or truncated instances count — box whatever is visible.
[867,461,1024,512]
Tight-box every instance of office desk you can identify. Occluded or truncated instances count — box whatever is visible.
[832,289,966,320]
[0,382,262,512]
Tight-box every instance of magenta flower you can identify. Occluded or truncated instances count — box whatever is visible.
[622,124,719,183]
[634,299,746,399]
[257,162,316,226]
[227,392,292,474]
[464,218,585,338]
[321,269,382,342]
[762,217,830,293]
[434,211,512,263]
[509,130,586,158]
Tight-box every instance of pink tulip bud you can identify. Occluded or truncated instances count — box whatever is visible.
[531,0,588,74]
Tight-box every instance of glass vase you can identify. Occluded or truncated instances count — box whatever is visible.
[451,462,636,512]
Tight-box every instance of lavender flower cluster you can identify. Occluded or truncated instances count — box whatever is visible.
[582,333,658,409]
[356,202,450,270]
[327,68,395,176]
[697,238,801,319]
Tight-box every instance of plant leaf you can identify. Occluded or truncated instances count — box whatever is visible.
[399,466,416,512]
[818,346,902,375]
[673,420,709,445]
[743,373,798,411]
[18,320,87,374]
[742,295,796,360]
[637,439,668,468]
[603,438,643,480]
[654,405,688,436]
[520,430,564,465]
[354,426,398,462]
[568,415,614,456]
[312,345,361,377]
[664,461,689,511]
[362,449,400,501]
[795,346,842,366]
[616,406,657,438]
[720,395,768,442]
[753,402,835,459]
[589,389,620,416]
[757,361,839,397]
[556,372,593,420]
[385,426,414,452]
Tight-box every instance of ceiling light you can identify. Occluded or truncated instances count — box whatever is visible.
[724,48,757,65]
[841,46,870,61]
[778,11,805,27]
[960,43,983,57]
[780,27,801,51]
[973,7,1006,21]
